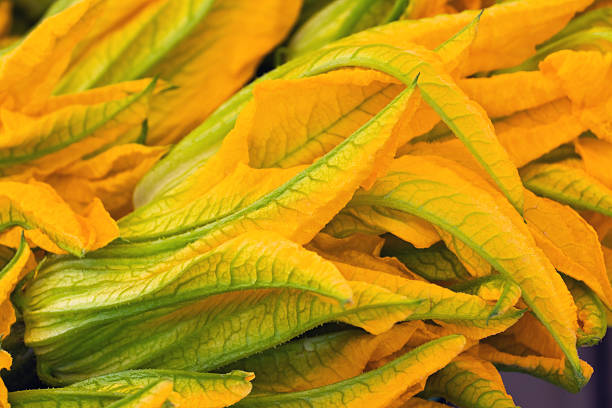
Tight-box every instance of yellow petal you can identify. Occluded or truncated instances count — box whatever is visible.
[384,385,431,408]
[0,236,30,338]
[382,148,529,248]
[225,323,420,393]
[106,380,174,408]
[602,247,612,320]
[495,98,585,167]
[0,299,15,344]
[575,137,612,189]
[119,81,419,250]
[79,198,121,250]
[0,236,30,310]
[137,0,596,207]
[410,158,591,360]
[391,31,524,208]
[340,0,592,74]
[147,0,303,144]
[325,206,440,249]
[106,0,301,143]
[458,71,564,118]
[0,349,10,408]
[473,313,595,392]
[472,343,593,393]
[564,276,608,347]
[0,180,118,255]
[417,60,525,213]
[54,0,168,93]
[248,41,524,213]
[454,276,523,319]
[119,163,304,241]
[0,80,154,181]
[423,355,517,408]
[141,68,406,215]
[233,335,466,408]
[524,191,612,308]
[521,159,612,218]
[307,245,424,281]
[3,198,117,254]
[0,226,65,255]
[243,69,402,170]
[0,237,32,408]
[47,143,168,218]
[346,155,583,384]
[433,9,480,76]
[56,0,157,58]
[540,50,612,143]
[387,12,480,143]
[0,0,103,110]
[25,79,155,116]
[67,370,255,408]
[540,50,612,108]
[367,322,478,370]
[368,322,431,362]
[399,98,441,142]
[436,228,492,278]
[58,0,302,144]
[327,256,522,339]
[573,109,612,147]
[604,244,612,277]
[322,211,389,242]
[399,148,529,241]
[489,312,565,360]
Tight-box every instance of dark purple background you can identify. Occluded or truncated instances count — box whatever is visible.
[501,334,611,407]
